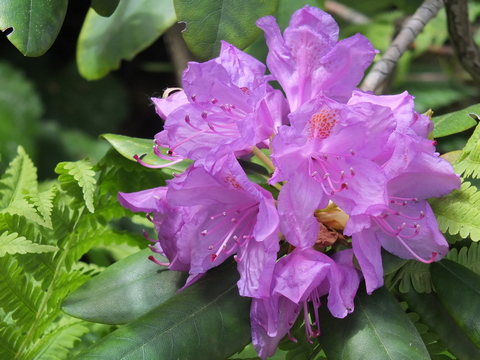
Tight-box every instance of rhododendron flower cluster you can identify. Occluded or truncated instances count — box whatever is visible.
[119,5,460,359]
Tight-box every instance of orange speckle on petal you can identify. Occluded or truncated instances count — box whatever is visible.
[224,174,243,189]
[307,108,338,140]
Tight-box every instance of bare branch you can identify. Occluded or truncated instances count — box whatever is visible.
[324,1,370,24]
[360,0,444,93]
[444,0,480,84]
[163,23,195,87]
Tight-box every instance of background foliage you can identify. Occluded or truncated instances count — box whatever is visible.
[1,0,480,359]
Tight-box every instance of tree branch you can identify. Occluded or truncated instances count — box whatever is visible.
[444,0,480,85]
[360,0,444,93]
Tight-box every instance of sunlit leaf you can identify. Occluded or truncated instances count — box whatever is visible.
[91,0,120,17]
[77,0,176,80]
[100,133,192,174]
[432,104,478,138]
[0,0,68,56]
[174,0,278,61]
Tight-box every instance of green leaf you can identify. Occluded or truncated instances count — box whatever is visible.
[397,260,433,294]
[431,259,480,348]
[0,62,43,166]
[454,123,480,178]
[446,242,480,275]
[100,133,192,174]
[55,160,97,213]
[429,181,480,241]
[432,104,478,138]
[0,146,38,210]
[0,0,68,56]
[91,0,120,17]
[77,0,176,80]
[74,260,252,360]
[62,248,188,325]
[25,318,90,360]
[319,285,430,360]
[401,288,480,360]
[0,231,58,257]
[174,0,279,61]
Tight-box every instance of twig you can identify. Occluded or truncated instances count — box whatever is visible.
[360,0,444,93]
[324,1,370,24]
[163,22,195,86]
[444,0,480,85]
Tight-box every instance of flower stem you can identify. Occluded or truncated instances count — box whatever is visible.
[252,146,276,173]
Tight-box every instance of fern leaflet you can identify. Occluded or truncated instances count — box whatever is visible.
[429,181,480,241]
[0,147,38,210]
[454,123,480,178]
[0,231,57,257]
[55,160,96,213]
[446,242,480,275]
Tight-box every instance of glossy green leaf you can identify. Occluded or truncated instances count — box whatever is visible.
[62,248,188,325]
[0,0,68,56]
[401,288,480,360]
[91,0,120,17]
[319,285,430,360]
[77,0,176,80]
[432,104,479,138]
[174,0,278,61]
[431,259,480,348]
[74,260,252,360]
[100,133,192,174]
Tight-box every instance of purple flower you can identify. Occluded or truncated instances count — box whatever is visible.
[346,189,450,294]
[118,187,196,272]
[269,96,394,248]
[152,41,286,165]
[250,248,360,359]
[257,5,377,111]
[121,153,280,298]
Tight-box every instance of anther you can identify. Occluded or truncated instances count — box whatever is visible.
[201,111,208,119]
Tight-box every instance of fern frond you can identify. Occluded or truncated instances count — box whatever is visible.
[0,254,45,328]
[429,181,480,241]
[446,242,480,275]
[0,319,25,359]
[55,160,96,213]
[0,231,58,257]
[24,318,89,360]
[454,123,480,178]
[396,260,433,293]
[0,147,38,210]
[2,198,47,229]
[25,186,56,229]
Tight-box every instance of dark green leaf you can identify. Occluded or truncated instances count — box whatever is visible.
[62,248,188,325]
[174,0,279,61]
[401,288,480,360]
[319,285,430,360]
[431,259,480,348]
[100,133,192,174]
[74,260,252,360]
[432,104,479,138]
[91,0,120,17]
[77,0,176,80]
[0,0,68,56]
